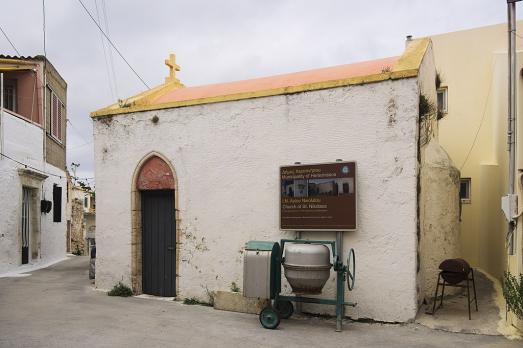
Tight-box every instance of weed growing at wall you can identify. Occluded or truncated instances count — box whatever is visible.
[183,297,212,307]
[72,245,84,256]
[503,272,523,319]
[435,71,443,90]
[205,286,216,307]
[230,282,240,293]
[419,94,437,146]
[108,282,133,297]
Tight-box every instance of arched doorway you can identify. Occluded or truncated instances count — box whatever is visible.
[132,154,177,296]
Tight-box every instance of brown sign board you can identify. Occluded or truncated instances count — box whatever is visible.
[280,162,356,231]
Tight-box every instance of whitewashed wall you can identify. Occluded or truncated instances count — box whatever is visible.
[416,43,462,303]
[0,111,66,274]
[94,75,424,322]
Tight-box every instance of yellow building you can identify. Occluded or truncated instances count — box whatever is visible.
[431,21,523,330]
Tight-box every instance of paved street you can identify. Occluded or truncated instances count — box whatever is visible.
[0,256,520,348]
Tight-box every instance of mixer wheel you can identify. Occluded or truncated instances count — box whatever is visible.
[259,306,280,329]
[275,300,294,319]
[347,248,356,291]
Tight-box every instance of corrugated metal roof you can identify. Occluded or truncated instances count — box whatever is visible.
[0,54,45,61]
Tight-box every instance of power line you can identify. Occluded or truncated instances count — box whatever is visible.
[0,152,94,181]
[93,0,116,100]
[0,25,21,56]
[67,119,91,144]
[101,0,119,99]
[76,0,150,89]
[42,0,47,60]
[459,59,495,171]
[68,139,93,151]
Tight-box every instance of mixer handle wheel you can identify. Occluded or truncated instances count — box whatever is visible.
[346,248,356,291]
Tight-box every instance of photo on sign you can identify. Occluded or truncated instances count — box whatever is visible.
[308,178,354,197]
[282,179,306,197]
[281,178,354,198]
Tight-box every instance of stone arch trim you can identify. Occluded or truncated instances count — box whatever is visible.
[131,152,180,295]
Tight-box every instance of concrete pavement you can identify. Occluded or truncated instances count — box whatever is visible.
[0,256,520,348]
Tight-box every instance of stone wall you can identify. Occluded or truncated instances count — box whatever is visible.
[70,198,85,255]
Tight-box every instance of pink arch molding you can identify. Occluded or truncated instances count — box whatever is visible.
[136,156,175,190]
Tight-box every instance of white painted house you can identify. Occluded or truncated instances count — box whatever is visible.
[0,56,67,274]
[92,39,459,322]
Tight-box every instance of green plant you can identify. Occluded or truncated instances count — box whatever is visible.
[503,271,523,319]
[205,286,216,307]
[230,282,240,293]
[183,297,212,307]
[72,245,83,256]
[435,71,443,89]
[419,94,436,120]
[108,282,133,297]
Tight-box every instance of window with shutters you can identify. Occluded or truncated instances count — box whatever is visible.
[50,91,64,142]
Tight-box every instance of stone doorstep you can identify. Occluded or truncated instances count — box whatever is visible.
[213,291,269,315]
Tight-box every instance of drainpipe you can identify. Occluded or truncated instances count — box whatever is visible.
[506,0,521,255]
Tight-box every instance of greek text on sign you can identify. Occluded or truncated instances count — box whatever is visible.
[280,162,356,231]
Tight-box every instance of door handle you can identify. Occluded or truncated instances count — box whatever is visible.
[167,246,175,251]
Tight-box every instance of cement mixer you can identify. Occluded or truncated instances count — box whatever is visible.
[243,239,356,331]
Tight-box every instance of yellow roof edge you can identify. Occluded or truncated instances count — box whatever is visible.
[91,38,429,118]
[96,81,183,113]
[91,70,419,118]
[0,58,38,66]
[392,37,431,73]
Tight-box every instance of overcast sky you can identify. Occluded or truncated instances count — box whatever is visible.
[1,0,520,183]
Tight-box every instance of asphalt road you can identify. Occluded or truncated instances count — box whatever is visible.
[0,256,520,348]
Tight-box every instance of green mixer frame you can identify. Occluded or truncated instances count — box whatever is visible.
[258,239,356,331]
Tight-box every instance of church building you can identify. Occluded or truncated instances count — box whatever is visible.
[91,38,459,322]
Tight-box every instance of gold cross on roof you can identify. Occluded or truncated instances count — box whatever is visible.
[165,53,181,84]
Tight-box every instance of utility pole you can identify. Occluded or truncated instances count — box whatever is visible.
[506,0,521,255]
[71,162,80,184]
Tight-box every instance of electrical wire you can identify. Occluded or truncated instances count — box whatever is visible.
[66,120,93,149]
[42,0,47,62]
[93,0,115,101]
[0,25,21,56]
[1,151,94,181]
[76,0,150,89]
[101,0,119,99]
[66,119,91,144]
[68,139,93,150]
[459,59,495,171]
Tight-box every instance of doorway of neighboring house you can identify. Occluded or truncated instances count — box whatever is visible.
[21,187,32,264]
[141,189,176,296]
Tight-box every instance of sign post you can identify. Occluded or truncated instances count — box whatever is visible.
[280,161,357,331]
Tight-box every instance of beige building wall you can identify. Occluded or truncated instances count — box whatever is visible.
[431,22,523,330]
